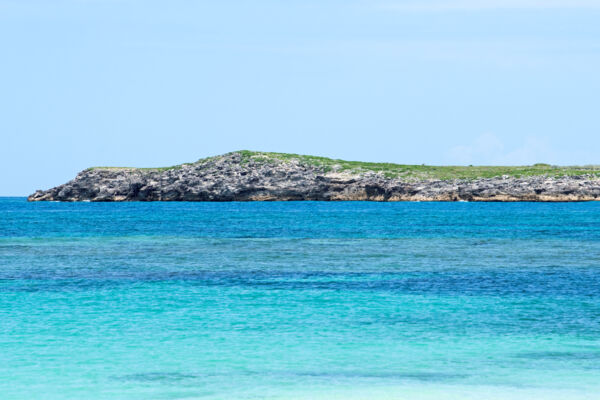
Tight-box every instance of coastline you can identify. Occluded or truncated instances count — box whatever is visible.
[28,151,600,202]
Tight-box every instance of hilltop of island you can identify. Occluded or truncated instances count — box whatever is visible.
[28,151,600,202]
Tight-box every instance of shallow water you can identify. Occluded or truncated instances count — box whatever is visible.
[1,198,599,399]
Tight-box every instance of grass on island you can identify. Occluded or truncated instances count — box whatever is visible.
[88,150,600,180]
[235,151,600,180]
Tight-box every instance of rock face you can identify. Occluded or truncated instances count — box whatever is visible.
[28,152,600,202]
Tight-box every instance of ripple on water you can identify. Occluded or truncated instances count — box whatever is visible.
[514,351,600,361]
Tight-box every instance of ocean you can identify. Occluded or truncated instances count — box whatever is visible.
[1,197,599,399]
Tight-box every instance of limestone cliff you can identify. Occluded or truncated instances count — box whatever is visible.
[28,151,600,202]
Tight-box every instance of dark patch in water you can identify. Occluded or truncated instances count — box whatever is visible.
[112,369,467,383]
[294,370,468,381]
[114,372,198,382]
[4,269,600,299]
[515,351,600,360]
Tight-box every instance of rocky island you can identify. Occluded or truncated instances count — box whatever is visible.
[28,151,600,202]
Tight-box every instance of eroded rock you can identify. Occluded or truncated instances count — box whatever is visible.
[28,153,600,202]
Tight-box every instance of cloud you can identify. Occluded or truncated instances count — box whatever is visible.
[381,0,600,11]
[446,133,555,165]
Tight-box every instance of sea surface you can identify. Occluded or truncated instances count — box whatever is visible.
[1,197,599,399]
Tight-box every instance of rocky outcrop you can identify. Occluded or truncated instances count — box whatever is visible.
[28,152,600,202]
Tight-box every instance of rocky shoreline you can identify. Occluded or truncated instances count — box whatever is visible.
[28,152,600,202]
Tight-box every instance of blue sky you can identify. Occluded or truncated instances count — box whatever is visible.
[1,0,599,195]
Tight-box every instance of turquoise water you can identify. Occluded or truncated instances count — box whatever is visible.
[1,197,600,399]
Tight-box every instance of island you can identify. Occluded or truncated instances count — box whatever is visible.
[28,151,600,202]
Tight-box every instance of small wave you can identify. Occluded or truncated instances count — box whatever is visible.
[113,372,198,382]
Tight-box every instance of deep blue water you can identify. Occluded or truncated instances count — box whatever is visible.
[1,198,599,399]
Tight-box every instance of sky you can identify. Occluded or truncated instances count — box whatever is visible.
[1,0,599,195]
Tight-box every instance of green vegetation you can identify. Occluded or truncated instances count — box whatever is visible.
[88,150,600,180]
[233,151,600,180]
